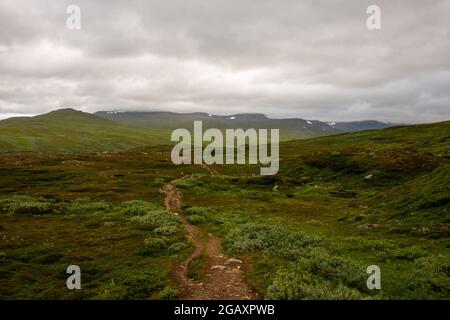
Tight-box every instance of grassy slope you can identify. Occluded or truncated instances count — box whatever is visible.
[0,109,171,152]
[0,121,448,299]
[0,148,194,299]
[177,121,450,299]
[279,121,450,230]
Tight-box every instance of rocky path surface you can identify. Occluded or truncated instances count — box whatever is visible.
[160,183,258,300]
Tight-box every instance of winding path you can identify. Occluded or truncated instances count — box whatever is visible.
[160,181,258,300]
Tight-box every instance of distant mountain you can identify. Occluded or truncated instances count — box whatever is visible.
[0,108,169,152]
[95,111,341,140]
[0,109,343,152]
[5,109,409,153]
[328,120,401,132]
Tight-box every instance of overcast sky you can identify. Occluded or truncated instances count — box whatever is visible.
[0,0,449,123]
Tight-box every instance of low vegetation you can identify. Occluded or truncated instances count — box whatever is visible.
[0,196,190,299]
[0,120,449,299]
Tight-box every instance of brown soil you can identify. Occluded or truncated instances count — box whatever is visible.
[160,183,259,300]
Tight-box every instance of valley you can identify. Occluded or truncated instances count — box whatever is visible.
[0,119,448,299]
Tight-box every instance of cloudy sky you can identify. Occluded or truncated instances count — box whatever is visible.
[0,0,449,123]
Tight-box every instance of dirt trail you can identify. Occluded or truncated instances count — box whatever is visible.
[161,182,258,300]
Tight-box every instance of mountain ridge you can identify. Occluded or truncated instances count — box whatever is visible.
[329,120,403,132]
[1,108,442,152]
[95,110,341,139]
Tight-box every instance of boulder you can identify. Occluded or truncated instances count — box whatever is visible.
[224,258,243,268]
[211,265,226,270]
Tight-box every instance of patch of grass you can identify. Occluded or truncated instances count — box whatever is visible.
[408,255,450,299]
[267,269,366,300]
[187,255,207,281]
[153,285,179,300]
[121,200,161,216]
[0,195,190,299]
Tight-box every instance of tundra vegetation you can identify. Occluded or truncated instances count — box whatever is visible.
[0,120,449,299]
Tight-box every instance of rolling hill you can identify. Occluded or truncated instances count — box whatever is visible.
[0,108,170,152]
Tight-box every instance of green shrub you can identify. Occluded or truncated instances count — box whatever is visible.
[68,199,111,214]
[267,269,365,300]
[121,200,160,216]
[185,207,211,216]
[208,208,249,227]
[223,223,322,257]
[97,279,127,300]
[223,222,368,297]
[154,225,182,236]
[154,286,179,300]
[120,274,164,299]
[138,237,168,256]
[187,214,207,225]
[409,255,450,298]
[172,176,203,188]
[186,207,211,225]
[295,248,367,291]
[0,195,57,215]
[129,210,179,230]
[168,242,190,254]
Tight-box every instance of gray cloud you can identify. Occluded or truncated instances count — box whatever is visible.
[0,0,449,122]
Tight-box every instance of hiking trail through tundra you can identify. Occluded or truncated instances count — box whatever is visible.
[160,180,258,300]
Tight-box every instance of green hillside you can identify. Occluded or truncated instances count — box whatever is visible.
[278,120,450,230]
[0,109,171,152]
